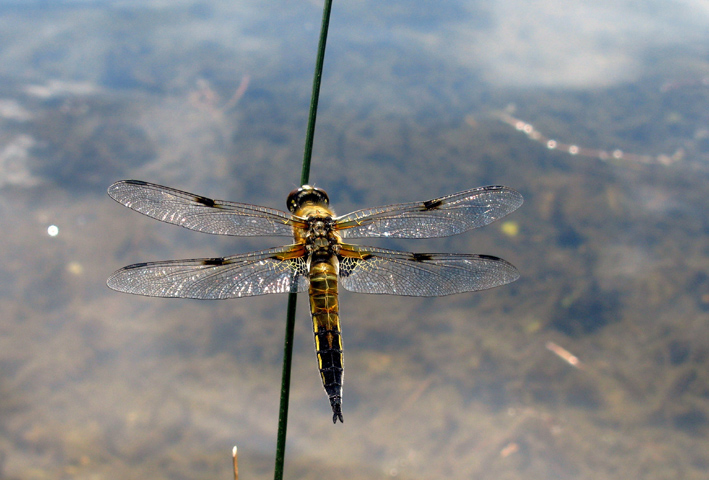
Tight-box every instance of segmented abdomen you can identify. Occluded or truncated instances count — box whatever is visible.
[309,255,344,423]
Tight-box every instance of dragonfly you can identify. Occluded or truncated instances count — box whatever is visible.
[107,180,523,423]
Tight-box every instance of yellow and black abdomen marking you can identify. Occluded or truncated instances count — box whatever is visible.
[309,255,344,423]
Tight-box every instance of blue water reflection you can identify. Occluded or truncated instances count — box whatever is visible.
[1,1,708,479]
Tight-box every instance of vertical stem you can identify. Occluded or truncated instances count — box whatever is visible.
[274,286,299,480]
[301,0,334,186]
[274,2,334,479]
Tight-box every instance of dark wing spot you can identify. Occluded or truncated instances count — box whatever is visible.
[201,258,227,266]
[477,254,502,261]
[124,262,149,269]
[411,253,434,262]
[124,179,148,186]
[193,195,216,208]
[422,198,444,210]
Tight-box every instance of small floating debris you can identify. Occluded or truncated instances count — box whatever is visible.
[546,341,580,368]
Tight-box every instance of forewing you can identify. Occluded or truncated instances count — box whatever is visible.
[336,185,523,239]
[107,245,309,299]
[338,244,519,296]
[108,180,301,236]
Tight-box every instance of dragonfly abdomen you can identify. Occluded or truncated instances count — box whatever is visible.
[309,256,344,423]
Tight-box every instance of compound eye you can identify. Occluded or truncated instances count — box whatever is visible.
[286,188,302,213]
[286,185,330,212]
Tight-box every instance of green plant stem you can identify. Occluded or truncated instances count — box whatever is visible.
[301,0,333,186]
[274,286,299,480]
[274,1,333,479]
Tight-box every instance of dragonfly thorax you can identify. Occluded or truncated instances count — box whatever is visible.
[304,215,340,255]
[310,218,330,236]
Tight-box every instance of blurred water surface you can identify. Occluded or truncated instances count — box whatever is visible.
[1,1,709,479]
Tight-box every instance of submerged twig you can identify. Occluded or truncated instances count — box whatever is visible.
[232,446,239,480]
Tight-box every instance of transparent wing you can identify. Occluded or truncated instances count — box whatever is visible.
[335,185,523,239]
[338,244,519,296]
[108,180,302,236]
[107,245,309,299]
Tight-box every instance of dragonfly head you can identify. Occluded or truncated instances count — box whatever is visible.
[287,185,329,213]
